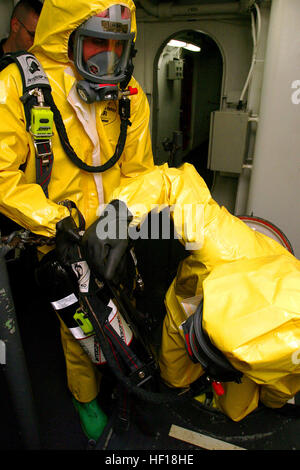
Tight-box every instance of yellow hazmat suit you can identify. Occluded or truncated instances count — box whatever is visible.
[0,0,154,402]
[110,163,300,421]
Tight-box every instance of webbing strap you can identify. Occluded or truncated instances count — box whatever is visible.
[34,139,53,198]
[104,321,143,373]
[79,285,151,381]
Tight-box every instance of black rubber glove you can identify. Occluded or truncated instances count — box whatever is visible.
[55,216,82,266]
[81,200,133,282]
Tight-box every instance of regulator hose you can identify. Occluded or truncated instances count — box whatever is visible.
[43,88,130,173]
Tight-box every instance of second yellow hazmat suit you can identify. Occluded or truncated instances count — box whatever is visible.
[109,163,300,421]
[0,0,154,403]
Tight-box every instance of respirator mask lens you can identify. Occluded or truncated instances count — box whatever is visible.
[74,5,134,85]
[83,38,127,78]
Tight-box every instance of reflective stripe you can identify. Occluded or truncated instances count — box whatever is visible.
[51,293,78,310]
[69,326,93,340]
[0,340,6,365]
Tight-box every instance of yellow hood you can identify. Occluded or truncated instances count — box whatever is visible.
[31,0,137,63]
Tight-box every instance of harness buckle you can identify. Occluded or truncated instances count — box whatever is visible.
[33,139,53,166]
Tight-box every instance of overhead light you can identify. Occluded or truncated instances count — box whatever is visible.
[183,44,201,52]
[167,39,201,52]
[167,39,187,48]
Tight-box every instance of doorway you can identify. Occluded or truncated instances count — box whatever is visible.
[153,30,223,189]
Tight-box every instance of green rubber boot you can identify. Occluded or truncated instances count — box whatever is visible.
[73,397,108,441]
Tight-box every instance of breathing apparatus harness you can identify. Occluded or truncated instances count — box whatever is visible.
[0,51,136,197]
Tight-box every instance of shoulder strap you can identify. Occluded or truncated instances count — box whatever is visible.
[0,51,50,88]
[0,52,54,197]
[0,51,51,131]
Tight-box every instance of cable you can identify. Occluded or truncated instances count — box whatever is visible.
[238,2,261,108]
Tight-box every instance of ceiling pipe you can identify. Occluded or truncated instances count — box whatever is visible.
[137,0,246,18]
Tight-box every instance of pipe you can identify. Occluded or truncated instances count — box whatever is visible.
[234,3,269,216]
[239,3,262,104]
[0,246,40,449]
[138,0,242,18]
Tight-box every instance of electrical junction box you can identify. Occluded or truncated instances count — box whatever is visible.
[167,59,184,80]
[208,110,250,173]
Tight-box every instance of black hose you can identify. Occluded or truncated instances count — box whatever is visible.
[84,291,206,405]
[43,89,129,173]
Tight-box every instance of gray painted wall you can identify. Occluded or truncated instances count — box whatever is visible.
[247,0,300,258]
[0,0,14,40]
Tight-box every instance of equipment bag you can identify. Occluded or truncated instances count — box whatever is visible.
[35,251,135,366]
